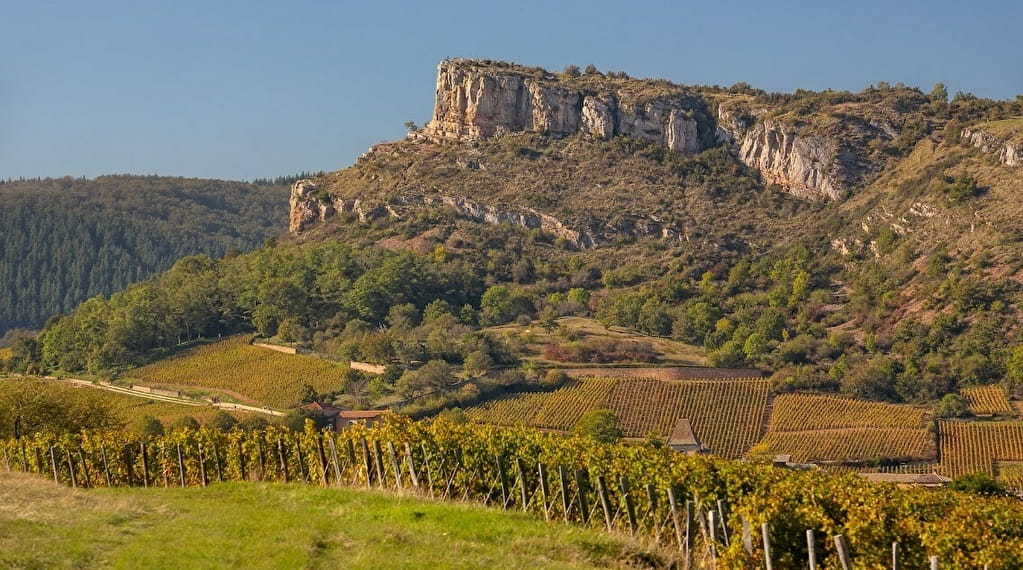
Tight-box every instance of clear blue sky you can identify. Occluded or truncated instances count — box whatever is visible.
[3,0,1021,181]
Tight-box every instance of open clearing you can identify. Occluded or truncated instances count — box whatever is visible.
[0,472,666,569]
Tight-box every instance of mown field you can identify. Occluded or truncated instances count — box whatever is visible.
[466,377,770,458]
[127,335,350,408]
[0,472,661,570]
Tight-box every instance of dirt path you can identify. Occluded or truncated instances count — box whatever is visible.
[44,376,284,416]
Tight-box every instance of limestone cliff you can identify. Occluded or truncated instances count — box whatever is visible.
[419,59,870,200]
[716,105,843,201]
[420,59,707,154]
[289,179,687,249]
[962,123,1022,167]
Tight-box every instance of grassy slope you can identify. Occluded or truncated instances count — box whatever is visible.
[0,472,664,570]
[487,316,707,366]
[0,376,228,427]
[127,335,350,408]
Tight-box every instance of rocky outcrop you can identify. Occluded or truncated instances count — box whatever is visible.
[289,180,686,248]
[732,120,842,201]
[421,59,705,154]
[290,180,384,233]
[716,103,844,201]
[962,127,1021,167]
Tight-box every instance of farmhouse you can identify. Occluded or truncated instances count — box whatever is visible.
[667,418,704,455]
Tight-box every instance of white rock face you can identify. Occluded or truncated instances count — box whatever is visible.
[1003,143,1021,167]
[581,96,616,139]
[422,59,707,154]
[961,127,1021,167]
[734,121,841,201]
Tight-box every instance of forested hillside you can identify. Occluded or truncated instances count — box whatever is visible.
[0,175,291,338]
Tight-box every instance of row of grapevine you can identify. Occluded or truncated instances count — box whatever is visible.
[939,420,1023,478]
[755,428,937,463]
[768,394,926,432]
[961,385,1015,416]
[607,378,769,458]
[3,419,1023,566]
[128,335,348,407]
[467,377,770,458]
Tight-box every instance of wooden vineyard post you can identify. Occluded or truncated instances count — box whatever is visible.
[620,477,638,535]
[708,510,718,548]
[807,529,817,570]
[684,500,696,564]
[762,522,773,570]
[2,445,9,471]
[49,446,59,485]
[237,438,247,482]
[716,499,730,546]
[495,455,510,508]
[558,465,571,523]
[595,475,614,532]
[294,438,309,483]
[741,516,753,556]
[65,447,77,488]
[277,438,289,483]
[256,438,266,482]
[176,444,186,487]
[213,442,224,483]
[123,444,135,487]
[645,484,659,541]
[161,443,170,488]
[667,488,685,556]
[360,438,372,487]
[891,542,899,569]
[101,445,112,488]
[420,443,434,496]
[930,556,939,570]
[197,444,208,487]
[140,442,150,488]
[329,438,343,486]
[537,463,551,521]
[372,440,386,489]
[404,443,419,490]
[573,469,590,525]
[317,436,330,487]
[834,534,853,570]
[76,449,91,488]
[387,442,402,491]
[346,439,358,485]
[514,458,529,511]
[698,508,716,563]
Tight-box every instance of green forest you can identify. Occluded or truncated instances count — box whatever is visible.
[0,175,290,338]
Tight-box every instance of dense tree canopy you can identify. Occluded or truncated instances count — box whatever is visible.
[0,175,289,336]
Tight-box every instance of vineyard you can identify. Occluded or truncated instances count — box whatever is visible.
[755,428,936,463]
[938,420,1023,478]
[127,335,349,408]
[961,385,1015,416]
[753,394,935,463]
[467,377,770,458]
[3,419,1023,567]
[767,394,926,431]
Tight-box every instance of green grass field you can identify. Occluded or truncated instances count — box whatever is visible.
[0,472,666,569]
